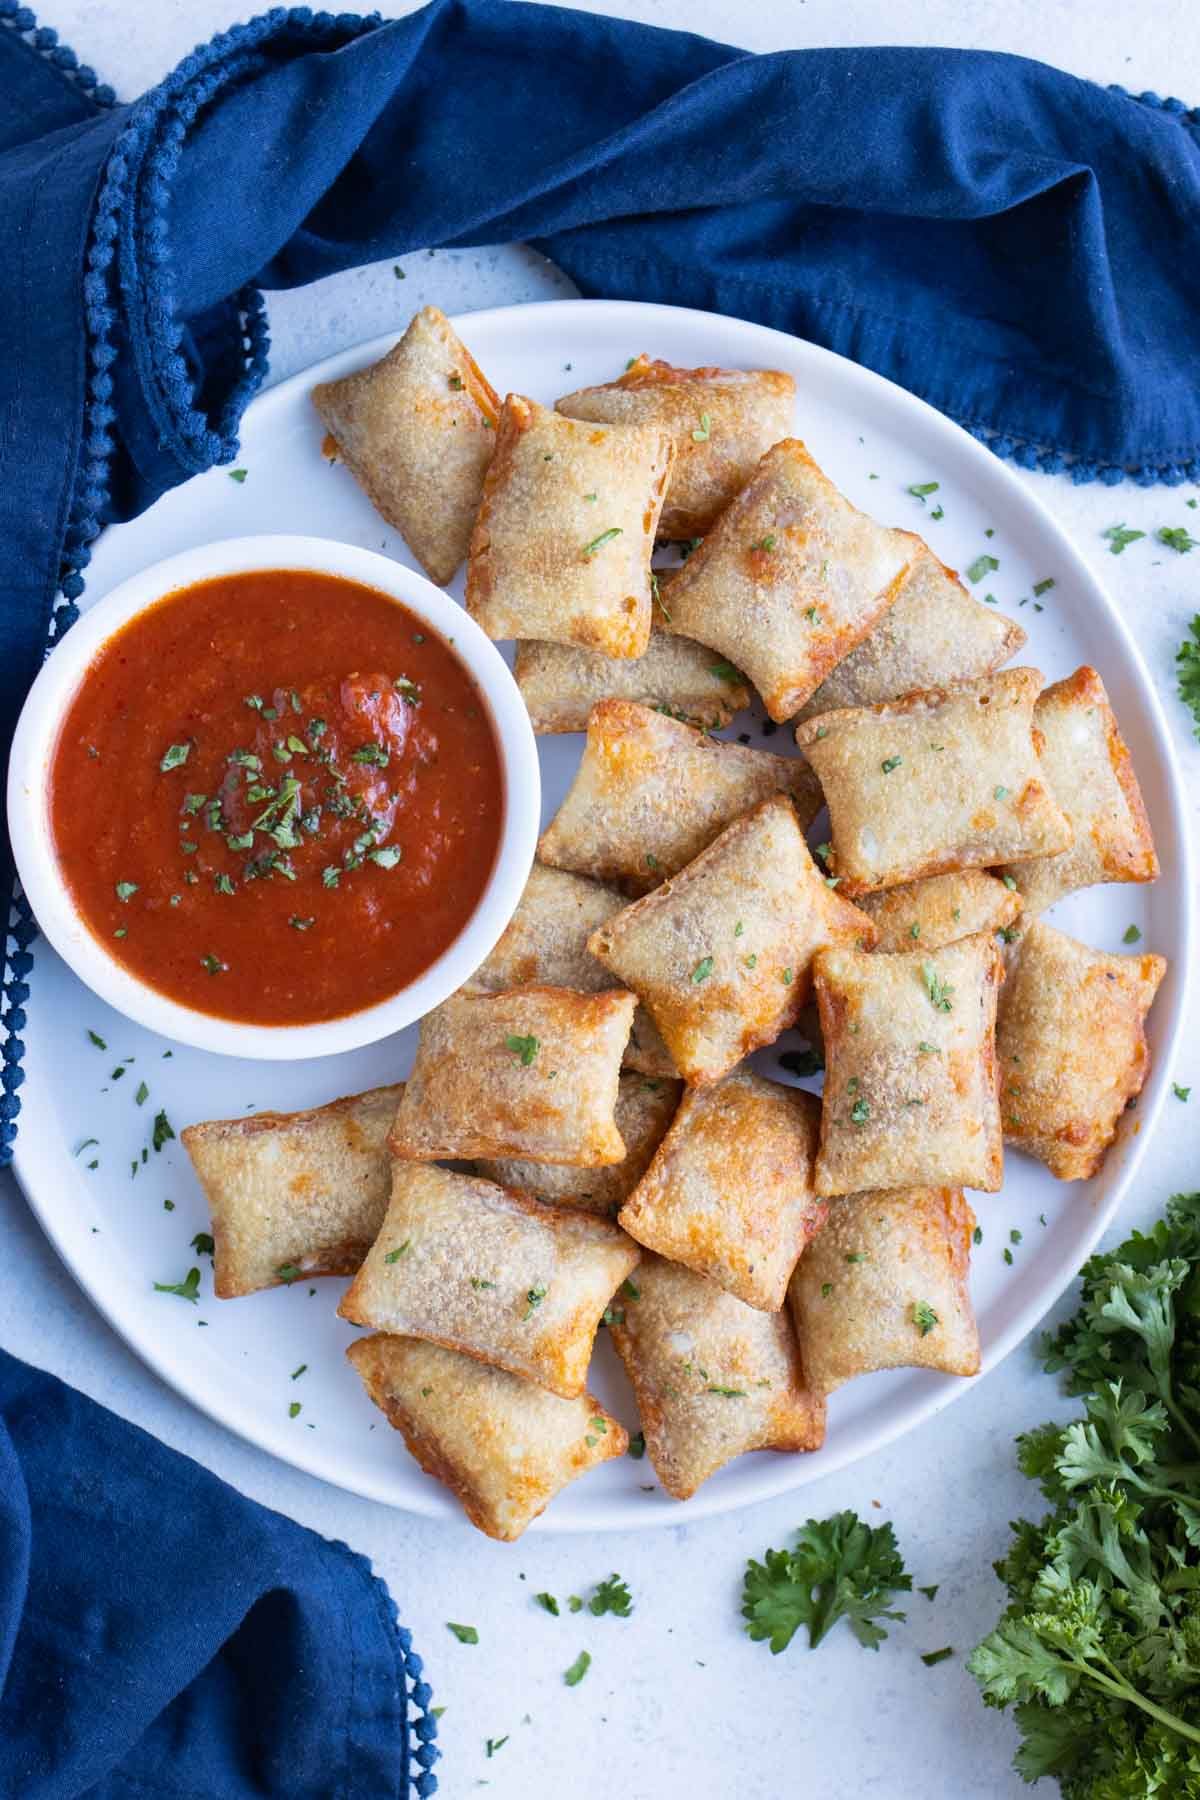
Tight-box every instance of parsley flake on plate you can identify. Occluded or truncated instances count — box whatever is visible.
[153,1267,201,1303]
[151,1110,175,1151]
[1158,525,1198,554]
[1102,522,1145,554]
[906,481,939,502]
[563,1650,591,1687]
[446,1622,478,1644]
[965,553,999,584]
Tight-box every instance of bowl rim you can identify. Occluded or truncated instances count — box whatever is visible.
[6,534,541,1059]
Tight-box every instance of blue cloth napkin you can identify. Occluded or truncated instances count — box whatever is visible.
[0,1346,437,1798]
[1,4,1198,1792]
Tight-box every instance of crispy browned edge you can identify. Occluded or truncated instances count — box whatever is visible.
[346,1336,627,1541]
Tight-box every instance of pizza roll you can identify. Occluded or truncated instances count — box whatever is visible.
[347,1335,627,1541]
[466,863,677,1077]
[795,668,1073,896]
[619,1072,826,1311]
[311,306,498,586]
[476,1072,682,1217]
[465,395,673,657]
[787,1187,980,1394]
[537,699,822,895]
[812,931,1005,1196]
[555,356,796,539]
[181,1085,402,1298]
[657,439,914,721]
[854,870,1022,953]
[589,795,878,1086]
[794,544,1026,721]
[339,1163,639,1397]
[513,630,750,734]
[389,987,636,1166]
[996,918,1167,1180]
[608,1252,825,1499]
[999,666,1159,914]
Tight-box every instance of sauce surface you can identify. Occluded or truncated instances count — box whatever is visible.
[50,569,504,1025]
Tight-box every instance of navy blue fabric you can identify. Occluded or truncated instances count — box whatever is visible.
[0,1346,436,1799]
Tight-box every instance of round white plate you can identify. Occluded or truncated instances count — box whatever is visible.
[12,299,1192,1531]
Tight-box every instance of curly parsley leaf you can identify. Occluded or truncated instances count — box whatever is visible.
[969,1191,1200,1787]
[742,1511,911,1654]
[1177,615,1200,741]
[587,1574,633,1618]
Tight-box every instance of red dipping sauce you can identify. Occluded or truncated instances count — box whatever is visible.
[49,569,504,1025]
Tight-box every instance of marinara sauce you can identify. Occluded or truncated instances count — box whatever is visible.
[49,569,504,1025]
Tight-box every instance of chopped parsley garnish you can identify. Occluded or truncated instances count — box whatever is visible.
[523,1282,548,1319]
[191,1232,214,1255]
[86,1029,106,1050]
[384,1240,412,1263]
[276,1264,302,1284]
[447,1622,479,1645]
[779,1048,824,1079]
[691,957,714,984]
[1032,577,1055,596]
[288,1401,302,1419]
[485,1736,508,1758]
[743,1511,912,1653]
[1159,526,1198,554]
[563,1650,591,1687]
[1103,522,1145,554]
[229,468,248,483]
[134,1080,149,1106]
[369,845,402,869]
[214,873,235,896]
[628,1431,646,1459]
[751,534,777,553]
[582,527,623,558]
[291,1364,307,1380]
[289,916,315,931]
[151,1110,175,1151]
[708,1384,748,1398]
[906,481,939,501]
[994,785,1009,801]
[74,1137,99,1156]
[921,1647,954,1667]
[921,962,954,1012]
[115,881,138,903]
[588,1574,633,1617]
[917,1041,939,1055]
[1123,923,1142,943]
[505,1034,540,1066]
[709,661,741,682]
[913,1301,939,1336]
[154,1267,201,1303]
[849,1097,870,1126]
[535,1592,560,1615]
[691,412,712,442]
[880,754,902,774]
[159,743,191,772]
[200,954,226,975]
[965,554,999,583]
[1174,1084,1191,1102]
[350,741,389,767]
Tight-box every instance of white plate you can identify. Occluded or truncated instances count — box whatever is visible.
[12,300,1192,1532]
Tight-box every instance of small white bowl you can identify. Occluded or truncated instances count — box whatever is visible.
[8,535,541,1059]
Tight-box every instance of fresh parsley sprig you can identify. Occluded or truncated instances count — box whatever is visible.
[969,1190,1200,1786]
[742,1510,912,1654]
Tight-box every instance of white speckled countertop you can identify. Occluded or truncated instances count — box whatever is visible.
[4,4,1198,1795]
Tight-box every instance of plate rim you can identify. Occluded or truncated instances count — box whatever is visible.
[13,295,1194,1531]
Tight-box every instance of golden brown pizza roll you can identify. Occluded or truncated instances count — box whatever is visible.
[795,668,1073,897]
[389,986,636,1166]
[854,870,1023,953]
[513,630,750,733]
[555,356,796,539]
[181,1085,403,1298]
[996,918,1167,1180]
[339,1163,639,1397]
[589,794,878,1086]
[466,863,677,1078]
[787,1187,980,1394]
[465,394,673,657]
[812,931,1005,1196]
[311,306,498,586]
[476,1072,682,1217]
[537,699,822,895]
[608,1252,825,1499]
[619,1072,826,1311]
[657,439,915,721]
[999,666,1159,914]
[794,544,1026,721]
[347,1334,627,1541]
